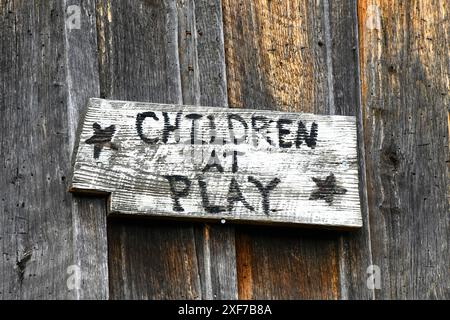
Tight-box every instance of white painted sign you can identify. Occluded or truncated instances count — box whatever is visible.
[70,98,362,228]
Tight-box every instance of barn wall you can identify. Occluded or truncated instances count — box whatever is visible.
[0,0,108,299]
[0,0,448,300]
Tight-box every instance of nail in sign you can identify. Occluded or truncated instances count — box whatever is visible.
[70,98,362,229]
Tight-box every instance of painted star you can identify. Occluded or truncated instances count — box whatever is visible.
[309,173,347,205]
[85,122,117,159]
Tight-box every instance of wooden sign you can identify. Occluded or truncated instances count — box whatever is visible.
[70,98,362,229]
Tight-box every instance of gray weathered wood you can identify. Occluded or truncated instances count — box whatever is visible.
[3,0,447,301]
[71,99,361,228]
[0,0,108,299]
[96,0,204,299]
[329,0,374,300]
[64,0,109,300]
[177,0,228,108]
[358,0,450,299]
[177,0,238,299]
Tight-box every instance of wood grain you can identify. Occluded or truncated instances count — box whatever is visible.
[2,0,447,300]
[64,0,109,299]
[236,227,340,299]
[330,0,374,300]
[97,0,240,299]
[358,0,450,299]
[223,0,345,299]
[96,0,204,300]
[177,0,237,299]
[71,99,361,228]
[222,0,329,113]
[107,218,201,299]
[0,0,108,299]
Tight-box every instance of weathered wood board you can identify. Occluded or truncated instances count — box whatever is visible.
[70,98,361,228]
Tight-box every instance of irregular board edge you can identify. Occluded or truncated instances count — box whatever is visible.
[107,210,362,230]
[107,200,363,230]
[68,98,98,193]
[87,98,358,121]
[69,188,362,229]
[108,210,362,231]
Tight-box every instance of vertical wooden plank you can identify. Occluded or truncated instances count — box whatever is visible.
[358,0,450,299]
[177,0,238,299]
[107,219,201,299]
[193,223,237,299]
[223,0,329,113]
[96,0,182,103]
[236,227,340,299]
[448,111,450,208]
[223,0,342,299]
[97,0,205,299]
[64,0,109,300]
[101,0,238,299]
[329,0,374,299]
[0,0,108,299]
[178,0,228,108]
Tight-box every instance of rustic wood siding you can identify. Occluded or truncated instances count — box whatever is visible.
[0,0,448,300]
[358,0,450,299]
[0,0,108,299]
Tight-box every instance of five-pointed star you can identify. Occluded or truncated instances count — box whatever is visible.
[85,122,117,159]
[309,173,347,205]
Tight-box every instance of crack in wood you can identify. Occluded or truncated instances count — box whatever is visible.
[16,250,32,284]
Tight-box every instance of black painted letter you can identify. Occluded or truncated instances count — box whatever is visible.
[277,118,293,148]
[202,150,224,173]
[228,114,248,144]
[197,175,226,214]
[164,175,191,212]
[227,177,254,213]
[185,113,204,145]
[136,112,159,144]
[162,112,181,143]
[248,177,281,216]
[251,115,273,147]
[296,121,318,149]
